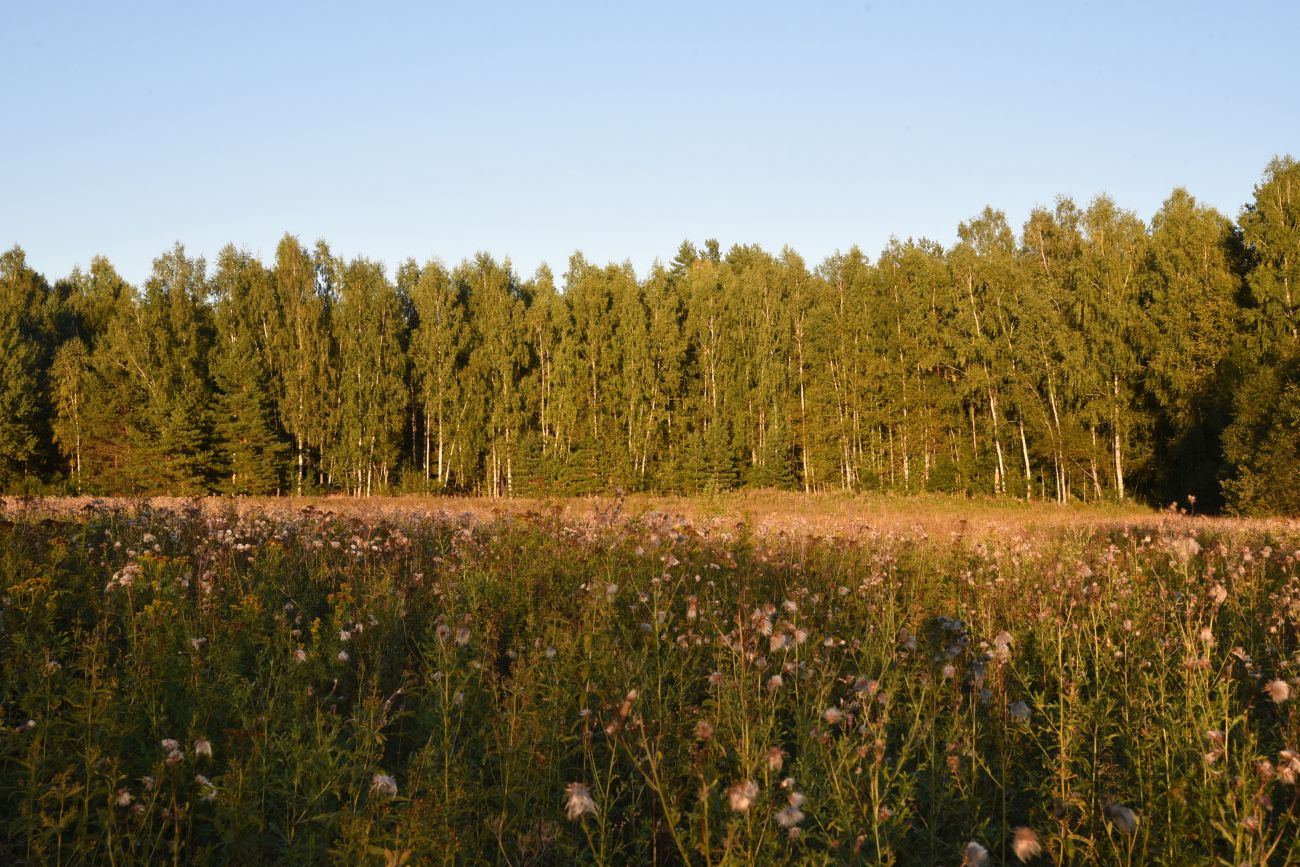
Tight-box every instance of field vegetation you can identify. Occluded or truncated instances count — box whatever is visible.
[2,495,1298,864]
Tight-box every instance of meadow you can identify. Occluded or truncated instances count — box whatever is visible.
[1,494,1298,865]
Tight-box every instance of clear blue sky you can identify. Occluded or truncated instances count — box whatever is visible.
[3,1,1297,286]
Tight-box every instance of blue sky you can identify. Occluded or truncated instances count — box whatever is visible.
[3,1,1296,285]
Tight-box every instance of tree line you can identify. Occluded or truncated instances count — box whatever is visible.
[1,157,1297,513]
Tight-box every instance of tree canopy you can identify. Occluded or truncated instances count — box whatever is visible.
[3,157,1298,514]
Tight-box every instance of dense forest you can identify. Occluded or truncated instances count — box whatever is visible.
[1,157,1297,513]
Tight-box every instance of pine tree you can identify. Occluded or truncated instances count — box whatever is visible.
[211,246,289,494]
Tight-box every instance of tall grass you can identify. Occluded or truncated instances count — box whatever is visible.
[0,501,1297,864]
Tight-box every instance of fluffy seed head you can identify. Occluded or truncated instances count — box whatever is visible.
[1012,827,1042,862]
[963,841,989,866]
[372,773,398,798]
[565,782,598,820]
[1265,679,1290,703]
[727,780,758,812]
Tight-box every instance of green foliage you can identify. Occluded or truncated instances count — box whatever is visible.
[1222,345,1300,515]
[4,157,1300,511]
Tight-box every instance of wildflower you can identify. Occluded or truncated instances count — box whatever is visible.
[1243,814,1261,832]
[1104,803,1138,835]
[294,648,308,663]
[1265,679,1290,703]
[942,664,957,681]
[16,719,35,733]
[140,776,156,790]
[565,782,598,820]
[823,707,844,726]
[116,788,133,808]
[793,628,809,645]
[1256,759,1275,783]
[707,671,724,687]
[1008,701,1031,723]
[195,774,216,802]
[767,674,784,692]
[618,689,638,718]
[339,629,352,642]
[963,841,989,866]
[161,738,180,753]
[372,773,398,797]
[1198,626,1215,646]
[190,637,206,651]
[694,719,714,741]
[194,737,213,759]
[1278,750,1300,785]
[435,623,451,642]
[455,626,471,646]
[727,780,758,812]
[45,660,61,675]
[766,746,785,772]
[1209,583,1228,606]
[775,798,805,829]
[770,633,787,652]
[1012,827,1042,862]
[1171,536,1201,563]
[337,650,349,663]
[165,749,185,766]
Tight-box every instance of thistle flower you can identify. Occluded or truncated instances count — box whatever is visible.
[194,737,212,759]
[766,746,785,772]
[767,674,784,692]
[1278,750,1300,785]
[775,801,805,828]
[195,774,216,802]
[770,633,787,652]
[116,788,133,808]
[337,650,349,663]
[1265,679,1290,703]
[294,648,308,663]
[1008,701,1031,723]
[565,782,598,820]
[962,841,989,866]
[1209,583,1228,606]
[694,719,714,741]
[727,780,758,812]
[455,626,471,646]
[1012,827,1042,862]
[372,773,398,798]
[1104,803,1138,835]
[823,707,844,726]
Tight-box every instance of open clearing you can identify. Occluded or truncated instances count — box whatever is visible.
[1,495,1298,864]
